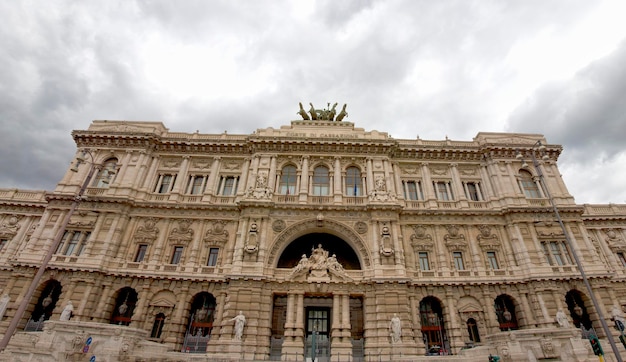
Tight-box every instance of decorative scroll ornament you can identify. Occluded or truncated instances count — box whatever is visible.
[534,219,564,238]
[244,221,259,254]
[298,102,348,122]
[169,219,194,244]
[203,221,229,246]
[379,224,394,256]
[444,224,467,251]
[288,244,351,282]
[410,225,434,251]
[604,228,626,253]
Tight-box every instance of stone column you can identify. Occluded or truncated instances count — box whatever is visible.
[206,157,221,196]
[420,163,435,201]
[268,155,277,192]
[140,155,160,191]
[75,281,95,321]
[299,156,309,202]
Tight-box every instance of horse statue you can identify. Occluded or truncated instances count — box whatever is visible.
[328,103,338,121]
[309,103,318,120]
[335,104,348,122]
[297,102,310,120]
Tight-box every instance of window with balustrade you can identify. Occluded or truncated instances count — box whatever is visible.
[345,166,363,196]
[154,174,177,194]
[55,230,91,256]
[541,241,572,266]
[217,175,239,196]
[92,158,118,188]
[312,166,330,196]
[464,181,483,201]
[186,175,208,195]
[278,165,297,195]
[519,170,542,198]
[434,181,453,201]
[403,180,424,200]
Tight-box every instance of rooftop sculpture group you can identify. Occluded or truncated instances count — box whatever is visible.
[298,102,348,122]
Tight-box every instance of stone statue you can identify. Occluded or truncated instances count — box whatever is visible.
[0,294,10,321]
[335,104,348,122]
[309,103,318,120]
[389,313,401,343]
[297,102,310,120]
[612,305,625,324]
[229,311,246,341]
[310,243,329,269]
[555,309,569,328]
[328,103,338,121]
[60,301,73,321]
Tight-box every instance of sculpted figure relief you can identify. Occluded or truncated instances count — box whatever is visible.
[288,244,351,280]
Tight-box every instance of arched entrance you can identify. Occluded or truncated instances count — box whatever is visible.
[270,222,366,361]
[25,280,62,331]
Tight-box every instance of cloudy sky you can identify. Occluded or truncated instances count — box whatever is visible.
[2,0,626,204]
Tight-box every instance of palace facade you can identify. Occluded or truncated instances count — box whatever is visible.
[0,110,625,361]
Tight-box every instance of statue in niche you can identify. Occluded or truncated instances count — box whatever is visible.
[379,225,394,256]
[297,102,310,120]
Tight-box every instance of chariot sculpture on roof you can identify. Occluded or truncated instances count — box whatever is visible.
[298,102,348,122]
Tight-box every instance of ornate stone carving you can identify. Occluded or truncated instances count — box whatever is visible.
[245,172,273,200]
[288,244,351,282]
[534,219,564,238]
[354,221,368,234]
[0,215,21,239]
[169,219,194,244]
[368,175,396,202]
[604,228,626,252]
[203,221,229,246]
[476,225,500,250]
[379,224,394,257]
[244,221,259,254]
[444,225,467,251]
[410,225,434,251]
[272,219,286,233]
[133,217,160,244]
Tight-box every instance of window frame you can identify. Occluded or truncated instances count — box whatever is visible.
[418,251,430,271]
[452,251,465,270]
[207,247,219,266]
[486,251,499,269]
[135,244,148,262]
[278,165,297,195]
[312,166,330,196]
[345,166,362,196]
[170,246,184,264]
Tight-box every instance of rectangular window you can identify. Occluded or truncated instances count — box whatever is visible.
[75,232,90,256]
[0,238,8,251]
[434,181,452,201]
[404,181,423,201]
[207,247,219,266]
[135,244,148,262]
[486,251,499,269]
[171,246,184,264]
[542,241,572,266]
[64,232,82,256]
[418,252,430,270]
[56,231,71,254]
[453,251,465,270]
[219,176,238,196]
[465,182,482,201]
[187,175,207,195]
[617,252,626,267]
[155,174,176,194]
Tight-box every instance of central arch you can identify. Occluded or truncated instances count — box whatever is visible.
[267,218,370,269]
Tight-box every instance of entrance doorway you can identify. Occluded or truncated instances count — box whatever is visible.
[305,307,330,361]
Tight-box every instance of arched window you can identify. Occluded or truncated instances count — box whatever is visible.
[183,293,216,353]
[279,165,297,195]
[151,313,166,338]
[466,318,480,342]
[345,167,362,196]
[93,158,118,188]
[519,170,541,198]
[494,295,519,331]
[312,166,330,196]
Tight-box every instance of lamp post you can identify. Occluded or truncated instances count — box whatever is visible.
[518,141,622,362]
[0,150,100,352]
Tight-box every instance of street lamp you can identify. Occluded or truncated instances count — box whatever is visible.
[0,150,101,352]
[517,141,622,362]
